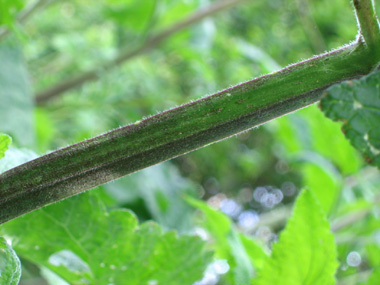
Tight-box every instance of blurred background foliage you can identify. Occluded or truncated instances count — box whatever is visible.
[1,0,380,284]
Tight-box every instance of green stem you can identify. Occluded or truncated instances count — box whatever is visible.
[354,0,380,48]
[1,40,379,224]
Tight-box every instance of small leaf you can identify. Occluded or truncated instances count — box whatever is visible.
[0,134,11,159]
[1,192,212,284]
[0,237,21,285]
[239,234,269,272]
[103,0,156,32]
[254,190,338,285]
[186,196,254,284]
[0,147,38,174]
[320,71,380,168]
[185,196,231,238]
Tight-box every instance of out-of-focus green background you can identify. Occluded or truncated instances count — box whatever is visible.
[1,0,380,284]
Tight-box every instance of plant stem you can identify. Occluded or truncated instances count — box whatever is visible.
[353,0,380,48]
[35,0,250,105]
[1,39,379,224]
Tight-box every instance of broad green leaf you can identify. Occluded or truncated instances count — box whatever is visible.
[302,105,361,174]
[321,71,380,169]
[185,196,231,238]
[239,234,269,272]
[106,162,197,232]
[0,42,34,147]
[300,162,341,215]
[0,237,21,285]
[1,192,212,285]
[254,190,338,285]
[269,104,361,174]
[0,134,11,159]
[186,196,253,284]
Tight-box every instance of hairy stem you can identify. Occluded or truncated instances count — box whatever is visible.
[35,0,250,105]
[1,39,380,223]
[354,0,380,48]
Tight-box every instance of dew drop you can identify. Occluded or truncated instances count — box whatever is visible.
[220,199,242,218]
[282,181,296,196]
[253,187,268,202]
[238,210,259,229]
[212,260,230,274]
[346,251,361,267]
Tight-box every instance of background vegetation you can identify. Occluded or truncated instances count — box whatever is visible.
[1,0,380,284]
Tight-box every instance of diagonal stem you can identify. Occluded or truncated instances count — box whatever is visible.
[1,40,379,224]
[1,0,380,225]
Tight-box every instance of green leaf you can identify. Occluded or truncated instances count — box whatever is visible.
[302,105,361,174]
[366,244,380,268]
[0,237,21,285]
[269,104,362,174]
[157,0,198,28]
[0,0,24,27]
[254,190,338,285]
[300,161,341,215]
[104,0,156,32]
[106,162,197,232]
[367,269,380,285]
[186,196,253,284]
[1,192,212,284]
[0,134,11,159]
[321,71,380,169]
[0,42,34,147]
[185,196,231,238]
[239,234,269,272]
